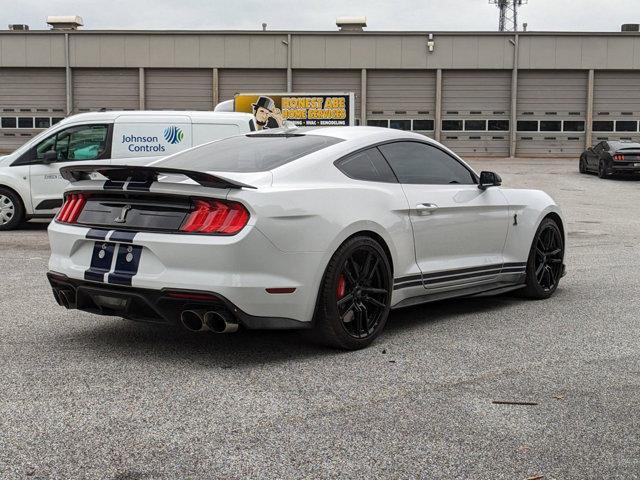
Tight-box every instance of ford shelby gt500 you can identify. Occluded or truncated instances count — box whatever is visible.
[47,127,566,349]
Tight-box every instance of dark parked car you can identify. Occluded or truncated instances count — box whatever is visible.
[580,141,640,178]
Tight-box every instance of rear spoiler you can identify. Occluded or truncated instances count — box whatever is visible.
[59,164,256,189]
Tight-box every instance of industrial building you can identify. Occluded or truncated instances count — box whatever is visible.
[1,19,640,157]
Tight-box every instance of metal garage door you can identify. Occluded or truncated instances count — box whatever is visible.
[441,70,511,157]
[146,69,213,110]
[0,68,66,153]
[367,70,435,137]
[293,70,361,119]
[218,69,287,103]
[516,70,587,157]
[73,69,139,112]
[593,71,640,143]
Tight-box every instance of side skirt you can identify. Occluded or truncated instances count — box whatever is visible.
[391,280,525,310]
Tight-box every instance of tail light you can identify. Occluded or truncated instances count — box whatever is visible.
[180,199,249,235]
[613,154,625,161]
[56,193,87,224]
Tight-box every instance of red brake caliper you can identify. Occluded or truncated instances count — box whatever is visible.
[336,274,346,299]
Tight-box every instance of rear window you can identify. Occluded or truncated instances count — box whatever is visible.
[159,133,343,172]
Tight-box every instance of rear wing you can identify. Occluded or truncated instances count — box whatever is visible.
[59,164,256,190]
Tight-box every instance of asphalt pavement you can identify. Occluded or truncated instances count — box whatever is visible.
[1,158,639,479]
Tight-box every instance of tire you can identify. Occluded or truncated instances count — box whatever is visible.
[521,217,564,300]
[0,187,25,231]
[579,156,587,174]
[598,160,608,179]
[311,236,393,350]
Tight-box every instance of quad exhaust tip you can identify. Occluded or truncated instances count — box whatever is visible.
[204,309,239,334]
[180,308,239,333]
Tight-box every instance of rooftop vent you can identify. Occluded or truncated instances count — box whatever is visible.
[336,16,367,31]
[8,24,30,31]
[621,24,640,32]
[46,15,83,30]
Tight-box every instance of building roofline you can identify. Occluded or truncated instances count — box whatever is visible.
[2,29,639,36]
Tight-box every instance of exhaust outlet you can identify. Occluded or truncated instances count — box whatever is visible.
[204,309,239,334]
[180,310,209,332]
[58,289,75,309]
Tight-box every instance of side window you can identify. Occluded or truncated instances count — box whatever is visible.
[335,148,397,183]
[378,141,476,185]
[35,124,109,162]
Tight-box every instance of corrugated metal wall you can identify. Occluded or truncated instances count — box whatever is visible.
[516,70,587,157]
[293,70,361,119]
[593,71,640,143]
[73,68,139,112]
[441,70,511,157]
[145,69,213,110]
[218,69,287,102]
[0,68,66,153]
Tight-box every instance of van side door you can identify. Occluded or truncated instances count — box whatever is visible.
[19,123,113,214]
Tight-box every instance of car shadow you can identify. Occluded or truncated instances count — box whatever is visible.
[56,294,521,366]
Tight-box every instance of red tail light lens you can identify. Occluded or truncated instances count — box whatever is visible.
[180,199,249,235]
[57,193,87,224]
[613,154,625,161]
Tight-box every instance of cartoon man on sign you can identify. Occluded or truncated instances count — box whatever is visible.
[252,96,285,130]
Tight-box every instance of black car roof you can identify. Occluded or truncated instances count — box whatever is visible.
[608,140,640,151]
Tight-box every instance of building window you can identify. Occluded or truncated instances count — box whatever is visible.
[35,118,51,129]
[1,117,17,128]
[616,120,638,132]
[563,121,585,132]
[488,120,509,131]
[464,120,487,131]
[593,121,614,132]
[442,120,463,131]
[18,117,34,128]
[412,119,434,131]
[52,117,65,125]
[517,120,538,132]
[390,119,411,130]
[367,120,388,128]
[540,120,561,132]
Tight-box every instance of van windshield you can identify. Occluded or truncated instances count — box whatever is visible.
[158,133,343,173]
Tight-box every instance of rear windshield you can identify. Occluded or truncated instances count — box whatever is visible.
[158,133,343,172]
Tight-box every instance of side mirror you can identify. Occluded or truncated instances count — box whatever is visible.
[478,171,502,190]
[42,150,57,164]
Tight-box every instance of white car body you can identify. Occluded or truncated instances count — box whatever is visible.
[47,127,566,340]
[0,110,256,225]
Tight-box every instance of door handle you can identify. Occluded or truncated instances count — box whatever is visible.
[415,203,439,215]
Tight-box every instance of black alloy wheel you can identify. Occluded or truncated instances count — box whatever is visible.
[522,217,564,299]
[335,247,390,339]
[598,159,608,178]
[579,156,587,174]
[313,236,392,349]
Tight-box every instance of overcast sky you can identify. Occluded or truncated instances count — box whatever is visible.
[3,0,636,32]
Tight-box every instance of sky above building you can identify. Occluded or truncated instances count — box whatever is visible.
[4,0,635,32]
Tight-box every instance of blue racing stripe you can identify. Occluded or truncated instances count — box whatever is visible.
[109,230,138,243]
[84,242,116,283]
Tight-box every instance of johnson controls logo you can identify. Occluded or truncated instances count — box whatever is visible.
[163,126,184,145]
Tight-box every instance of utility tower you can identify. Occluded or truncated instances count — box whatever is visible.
[489,0,528,32]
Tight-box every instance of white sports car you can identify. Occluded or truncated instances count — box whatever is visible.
[47,127,566,349]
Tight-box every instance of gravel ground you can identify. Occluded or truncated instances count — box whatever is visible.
[1,158,639,479]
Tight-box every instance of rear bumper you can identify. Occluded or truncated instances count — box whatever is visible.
[47,272,311,330]
[611,163,640,173]
[48,222,326,323]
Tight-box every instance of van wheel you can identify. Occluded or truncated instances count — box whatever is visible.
[0,187,25,231]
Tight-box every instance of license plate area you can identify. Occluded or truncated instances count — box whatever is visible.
[85,241,143,287]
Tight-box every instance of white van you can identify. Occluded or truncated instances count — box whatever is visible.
[0,110,257,230]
